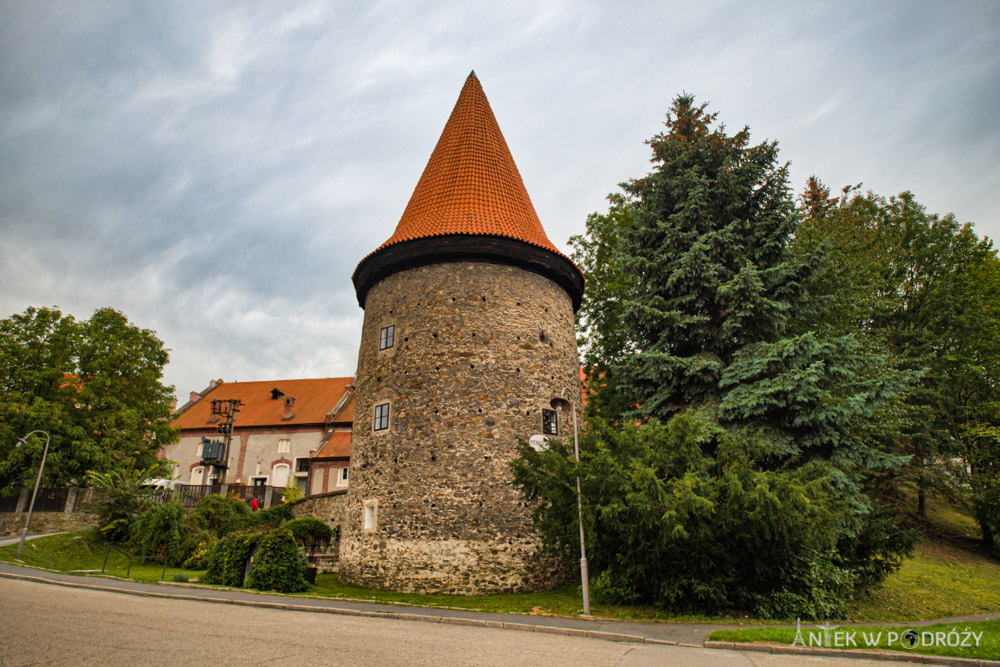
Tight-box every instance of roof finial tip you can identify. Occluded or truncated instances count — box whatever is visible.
[468,69,477,79]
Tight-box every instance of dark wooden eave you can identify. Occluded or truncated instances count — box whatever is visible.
[352,235,584,312]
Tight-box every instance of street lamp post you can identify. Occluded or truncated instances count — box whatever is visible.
[15,430,51,560]
[550,390,590,616]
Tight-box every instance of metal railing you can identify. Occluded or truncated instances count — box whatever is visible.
[102,543,133,577]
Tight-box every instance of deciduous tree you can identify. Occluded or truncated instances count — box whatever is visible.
[0,306,177,487]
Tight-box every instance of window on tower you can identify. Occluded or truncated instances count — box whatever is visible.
[379,325,395,350]
[374,403,390,431]
[542,409,558,436]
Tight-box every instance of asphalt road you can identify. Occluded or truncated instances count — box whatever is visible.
[0,577,914,666]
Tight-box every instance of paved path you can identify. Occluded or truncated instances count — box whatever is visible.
[0,532,65,548]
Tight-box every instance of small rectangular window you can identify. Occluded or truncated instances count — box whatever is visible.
[379,325,395,350]
[340,467,349,482]
[277,438,290,453]
[542,409,558,436]
[296,458,309,473]
[374,403,390,431]
[363,500,377,532]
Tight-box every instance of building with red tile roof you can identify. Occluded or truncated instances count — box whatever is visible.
[162,377,354,495]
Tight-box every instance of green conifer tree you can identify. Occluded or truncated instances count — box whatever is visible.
[517,94,921,617]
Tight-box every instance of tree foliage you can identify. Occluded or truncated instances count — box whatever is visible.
[204,531,258,587]
[244,528,309,594]
[520,94,919,617]
[0,306,177,487]
[130,497,185,562]
[794,181,1000,544]
[85,465,162,543]
[285,516,334,557]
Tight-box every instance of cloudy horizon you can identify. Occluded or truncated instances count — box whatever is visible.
[2,0,998,401]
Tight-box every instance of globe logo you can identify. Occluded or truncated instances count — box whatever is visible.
[902,630,919,648]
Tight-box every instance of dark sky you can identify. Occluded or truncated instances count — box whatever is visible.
[2,0,998,400]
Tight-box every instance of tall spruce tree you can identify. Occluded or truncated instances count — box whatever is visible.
[609,96,912,477]
[515,95,919,618]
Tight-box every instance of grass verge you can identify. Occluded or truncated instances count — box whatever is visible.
[709,619,1000,661]
[303,574,694,620]
[0,531,202,583]
[3,516,998,625]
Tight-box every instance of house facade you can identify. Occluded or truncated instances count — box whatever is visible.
[164,377,354,493]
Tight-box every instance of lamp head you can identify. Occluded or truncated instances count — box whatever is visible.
[549,397,572,413]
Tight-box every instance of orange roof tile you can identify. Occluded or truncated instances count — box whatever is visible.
[355,72,569,272]
[172,378,354,430]
[314,430,351,459]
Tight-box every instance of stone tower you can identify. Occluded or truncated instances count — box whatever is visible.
[338,72,584,594]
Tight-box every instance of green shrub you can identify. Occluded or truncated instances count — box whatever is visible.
[282,485,305,505]
[189,494,251,537]
[173,525,213,566]
[204,531,258,587]
[285,517,333,557]
[84,466,159,543]
[130,498,185,563]
[182,540,217,570]
[250,502,293,526]
[512,411,908,619]
[245,528,309,593]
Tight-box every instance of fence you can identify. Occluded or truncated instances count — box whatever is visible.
[0,490,20,513]
[74,487,107,511]
[31,488,69,512]
[0,483,285,514]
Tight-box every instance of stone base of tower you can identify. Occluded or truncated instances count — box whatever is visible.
[338,534,567,595]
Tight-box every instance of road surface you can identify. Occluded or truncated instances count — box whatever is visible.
[0,577,909,665]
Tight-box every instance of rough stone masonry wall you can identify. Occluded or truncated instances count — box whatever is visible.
[290,489,348,532]
[339,260,581,594]
[0,511,97,537]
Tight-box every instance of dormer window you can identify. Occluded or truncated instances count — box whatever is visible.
[379,325,395,350]
[270,388,284,400]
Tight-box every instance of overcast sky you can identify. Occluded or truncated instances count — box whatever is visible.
[2,0,998,401]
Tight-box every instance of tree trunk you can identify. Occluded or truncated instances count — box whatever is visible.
[976,506,995,550]
[917,484,926,519]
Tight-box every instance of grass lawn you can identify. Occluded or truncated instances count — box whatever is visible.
[846,494,1000,621]
[2,491,998,626]
[709,619,1000,661]
[0,531,202,584]
[302,574,694,620]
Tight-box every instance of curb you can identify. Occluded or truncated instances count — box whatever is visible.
[3,569,997,664]
[703,639,1000,665]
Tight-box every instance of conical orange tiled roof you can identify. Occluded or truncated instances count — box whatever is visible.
[370,71,565,258]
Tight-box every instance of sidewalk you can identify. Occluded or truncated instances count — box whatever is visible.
[1,560,997,665]
[0,532,66,549]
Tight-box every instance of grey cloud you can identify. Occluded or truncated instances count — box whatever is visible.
[1,0,998,399]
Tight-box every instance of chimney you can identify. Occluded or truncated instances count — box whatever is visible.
[283,395,295,420]
[189,391,202,403]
